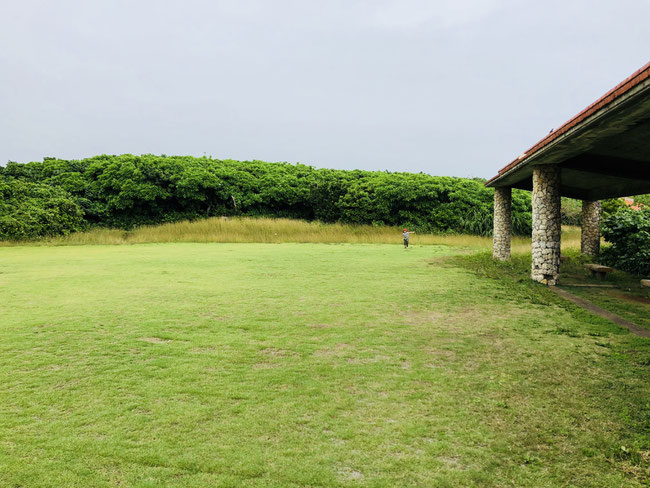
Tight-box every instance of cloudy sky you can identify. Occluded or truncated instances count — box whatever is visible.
[1,0,649,178]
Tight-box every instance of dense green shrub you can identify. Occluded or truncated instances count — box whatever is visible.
[602,197,627,218]
[561,197,582,226]
[0,178,86,240]
[1,155,533,237]
[601,208,650,276]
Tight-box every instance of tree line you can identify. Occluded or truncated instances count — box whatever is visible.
[0,154,533,240]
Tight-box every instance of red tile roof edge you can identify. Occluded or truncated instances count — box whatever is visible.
[486,61,650,186]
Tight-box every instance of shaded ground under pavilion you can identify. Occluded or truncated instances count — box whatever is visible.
[486,62,650,285]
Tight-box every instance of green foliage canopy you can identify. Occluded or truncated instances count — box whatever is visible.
[561,197,582,226]
[1,154,533,239]
[601,208,650,276]
[0,178,85,240]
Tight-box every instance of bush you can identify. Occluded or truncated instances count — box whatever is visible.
[1,155,533,237]
[602,198,627,218]
[561,197,582,226]
[0,179,86,240]
[601,208,650,276]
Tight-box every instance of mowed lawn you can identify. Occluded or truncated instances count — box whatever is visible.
[0,243,648,487]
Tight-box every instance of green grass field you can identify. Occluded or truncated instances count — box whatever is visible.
[1,243,649,487]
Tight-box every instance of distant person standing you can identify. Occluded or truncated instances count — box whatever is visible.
[402,228,410,248]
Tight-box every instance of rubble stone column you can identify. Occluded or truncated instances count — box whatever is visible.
[493,187,512,260]
[531,165,561,285]
[581,200,601,257]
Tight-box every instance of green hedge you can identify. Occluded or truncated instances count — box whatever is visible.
[0,178,86,240]
[601,208,650,276]
[1,155,533,239]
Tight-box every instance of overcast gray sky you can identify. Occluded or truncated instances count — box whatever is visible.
[1,0,649,178]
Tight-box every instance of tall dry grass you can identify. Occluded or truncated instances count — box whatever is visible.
[0,216,584,253]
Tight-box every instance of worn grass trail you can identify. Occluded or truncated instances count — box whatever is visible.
[0,243,648,487]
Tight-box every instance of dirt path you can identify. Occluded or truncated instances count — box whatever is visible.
[550,286,650,338]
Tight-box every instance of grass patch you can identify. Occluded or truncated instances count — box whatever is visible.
[0,243,648,486]
[454,249,650,330]
[558,254,650,331]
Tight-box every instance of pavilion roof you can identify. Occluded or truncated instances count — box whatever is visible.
[486,62,650,200]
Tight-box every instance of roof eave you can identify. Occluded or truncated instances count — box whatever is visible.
[486,62,650,188]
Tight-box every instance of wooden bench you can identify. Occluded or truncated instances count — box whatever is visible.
[641,279,650,288]
[584,264,614,280]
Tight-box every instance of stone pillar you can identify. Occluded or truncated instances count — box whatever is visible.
[493,187,512,260]
[581,200,601,257]
[531,165,561,285]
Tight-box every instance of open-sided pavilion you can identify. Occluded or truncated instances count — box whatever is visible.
[486,62,650,285]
